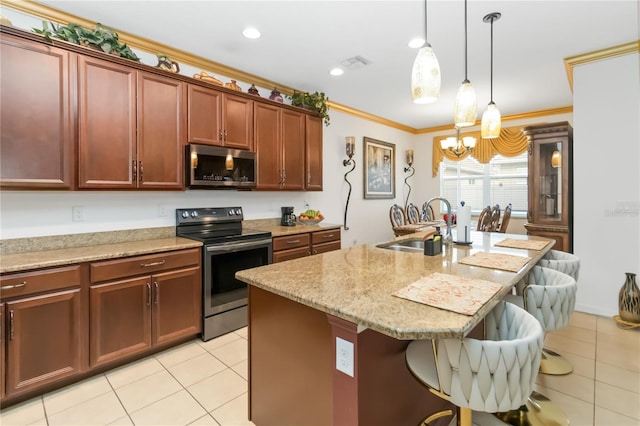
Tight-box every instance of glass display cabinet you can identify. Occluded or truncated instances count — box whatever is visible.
[523,122,573,252]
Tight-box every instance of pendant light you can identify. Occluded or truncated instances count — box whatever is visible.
[411,0,441,104]
[481,12,502,139]
[453,0,477,127]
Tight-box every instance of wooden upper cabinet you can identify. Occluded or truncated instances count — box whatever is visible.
[0,34,73,189]
[255,103,282,189]
[281,109,305,190]
[187,84,253,150]
[305,115,323,191]
[77,55,137,189]
[78,55,185,189]
[137,71,186,189]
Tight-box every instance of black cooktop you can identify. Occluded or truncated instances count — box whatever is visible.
[175,207,271,244]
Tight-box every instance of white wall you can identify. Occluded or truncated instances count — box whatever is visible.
[573,52,640,317]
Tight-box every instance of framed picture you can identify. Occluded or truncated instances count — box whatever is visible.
[363,137,395,199]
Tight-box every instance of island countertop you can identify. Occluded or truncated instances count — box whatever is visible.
[236,230,553,340]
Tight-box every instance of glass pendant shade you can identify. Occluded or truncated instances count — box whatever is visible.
[453,80,477,127]
[481,102,501,138]
[411,44,441,104]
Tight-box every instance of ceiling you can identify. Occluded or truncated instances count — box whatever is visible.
[33,1,640,130]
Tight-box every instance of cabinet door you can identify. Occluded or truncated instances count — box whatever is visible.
[1,304,5,399]
[187,84,223,146]
[255,103,282,189]
[0,35,73,189]
[138,72,186,189]
[5,289,82,396]
[281,110,305,190]
[223,94,253,150]
[305,115,323,191]
[152,266,202,345]
[273,246,311,263]
[90,277,151,367]
[78,55,137,189]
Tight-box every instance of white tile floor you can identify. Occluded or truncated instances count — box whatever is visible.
[1,313,639,426]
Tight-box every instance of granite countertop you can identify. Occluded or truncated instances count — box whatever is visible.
[243,218,341,237]
[0,226,203,274]
[236,230,553,340]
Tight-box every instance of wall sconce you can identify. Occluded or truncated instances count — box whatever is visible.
[403,149,415,210]
[441,126,476,157]
[343,136,356,230]
[551,150,561,168]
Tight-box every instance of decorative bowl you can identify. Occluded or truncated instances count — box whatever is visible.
[298,217,324,226]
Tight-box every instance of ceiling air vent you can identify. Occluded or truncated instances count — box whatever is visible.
[340,56,372,70]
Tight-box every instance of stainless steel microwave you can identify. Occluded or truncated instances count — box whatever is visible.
[186,144,256,189]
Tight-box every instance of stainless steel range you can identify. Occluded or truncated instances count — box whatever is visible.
[176,207,272,341]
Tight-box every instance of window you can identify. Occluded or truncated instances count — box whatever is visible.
[440,152,528,215]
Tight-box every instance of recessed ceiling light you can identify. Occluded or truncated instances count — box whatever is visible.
[242,28,261,39]
[330,68,344,76]
[408,38,425,48]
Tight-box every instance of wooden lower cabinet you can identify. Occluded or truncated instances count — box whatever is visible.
[273,229,341,263]
[89,249,201,368]
[5,289,82,397]
[1,305,5,400]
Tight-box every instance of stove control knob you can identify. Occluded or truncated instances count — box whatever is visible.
[228,209,235,216]
[181,211,189,218]
[190,211,198,218]
[235,208,242,216]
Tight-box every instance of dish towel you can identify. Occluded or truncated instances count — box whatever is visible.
[494,238,549,251]
[459,251,531,272]
[392,272,503,316]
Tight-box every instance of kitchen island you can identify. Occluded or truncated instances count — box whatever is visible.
[236,231,554,426]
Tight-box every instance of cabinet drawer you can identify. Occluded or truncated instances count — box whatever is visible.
[272,234,310,251]
[311,229,340,245]
[0,265,81,300]
[273,246,310,263]
[312,241,341,255]
[90,248,200,283]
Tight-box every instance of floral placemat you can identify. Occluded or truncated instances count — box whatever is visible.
[459,251,531,272]
[392,272,503,316]
[495,238,549,251]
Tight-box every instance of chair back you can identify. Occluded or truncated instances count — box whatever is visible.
[421,202,435,222]
[516,265,577,332]
[477,206,492,231]
[405,203,421,224]
[435,301,543,413]
[537,250,580,281]
[389,204,406,228]
[489,204,501,231]
[498,203,512,233]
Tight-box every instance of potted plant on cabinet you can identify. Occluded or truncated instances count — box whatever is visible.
[33,21,141,62]
[287,91,330,126]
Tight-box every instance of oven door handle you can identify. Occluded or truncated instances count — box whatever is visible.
[206,238,272,254]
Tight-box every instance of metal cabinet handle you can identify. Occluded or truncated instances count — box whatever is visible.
[286,239,300,244]
[219,129,223,140]
[322,234,334,239]
[0,281,26,291]
[132,161,137,181]
[282,169,286,182]
[307,170,311,186]
[9,310,14,340]
[140,260,165,267]
[146,283,151,306]
[154,281,159,304]
[313,249,318,254]
[139,161,143,182]
[223,129,228,141]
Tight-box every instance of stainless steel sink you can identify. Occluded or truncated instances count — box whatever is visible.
[376,238,425,253]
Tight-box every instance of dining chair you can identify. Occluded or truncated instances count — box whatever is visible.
[405,203,421,224]
[406,301,543,426]
[421,202,435,222]
[489,204,501,232]
[476,206,492,231]
[498,203,512,233]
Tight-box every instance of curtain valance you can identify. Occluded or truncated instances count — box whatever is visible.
[432,126,529,177]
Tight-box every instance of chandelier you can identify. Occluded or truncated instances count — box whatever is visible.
[441,127,476,157]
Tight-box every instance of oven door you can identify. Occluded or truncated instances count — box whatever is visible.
[203,237,272,317]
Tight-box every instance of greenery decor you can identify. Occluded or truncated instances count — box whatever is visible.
[288,91,330,126]
[33,21,140,62]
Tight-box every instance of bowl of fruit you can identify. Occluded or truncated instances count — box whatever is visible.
[298,209,324,226]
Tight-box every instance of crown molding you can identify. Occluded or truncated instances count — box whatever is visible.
[564,40,640,91]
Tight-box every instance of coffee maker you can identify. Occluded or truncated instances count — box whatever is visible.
[280,206,296,226]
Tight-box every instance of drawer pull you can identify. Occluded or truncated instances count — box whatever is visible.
[154,281,159,304]
[146,283,151,306]
[140,260,166,268]
[9,310,14,340]
[322,234,335,239]
[0,281,27,291]
[286,240,300,244]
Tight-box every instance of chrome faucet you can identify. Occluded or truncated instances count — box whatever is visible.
[425,197,453,245]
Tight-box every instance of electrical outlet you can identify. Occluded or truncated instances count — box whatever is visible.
[72,206,85,222]
[158,204,168,217]
[336,337,354,377]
